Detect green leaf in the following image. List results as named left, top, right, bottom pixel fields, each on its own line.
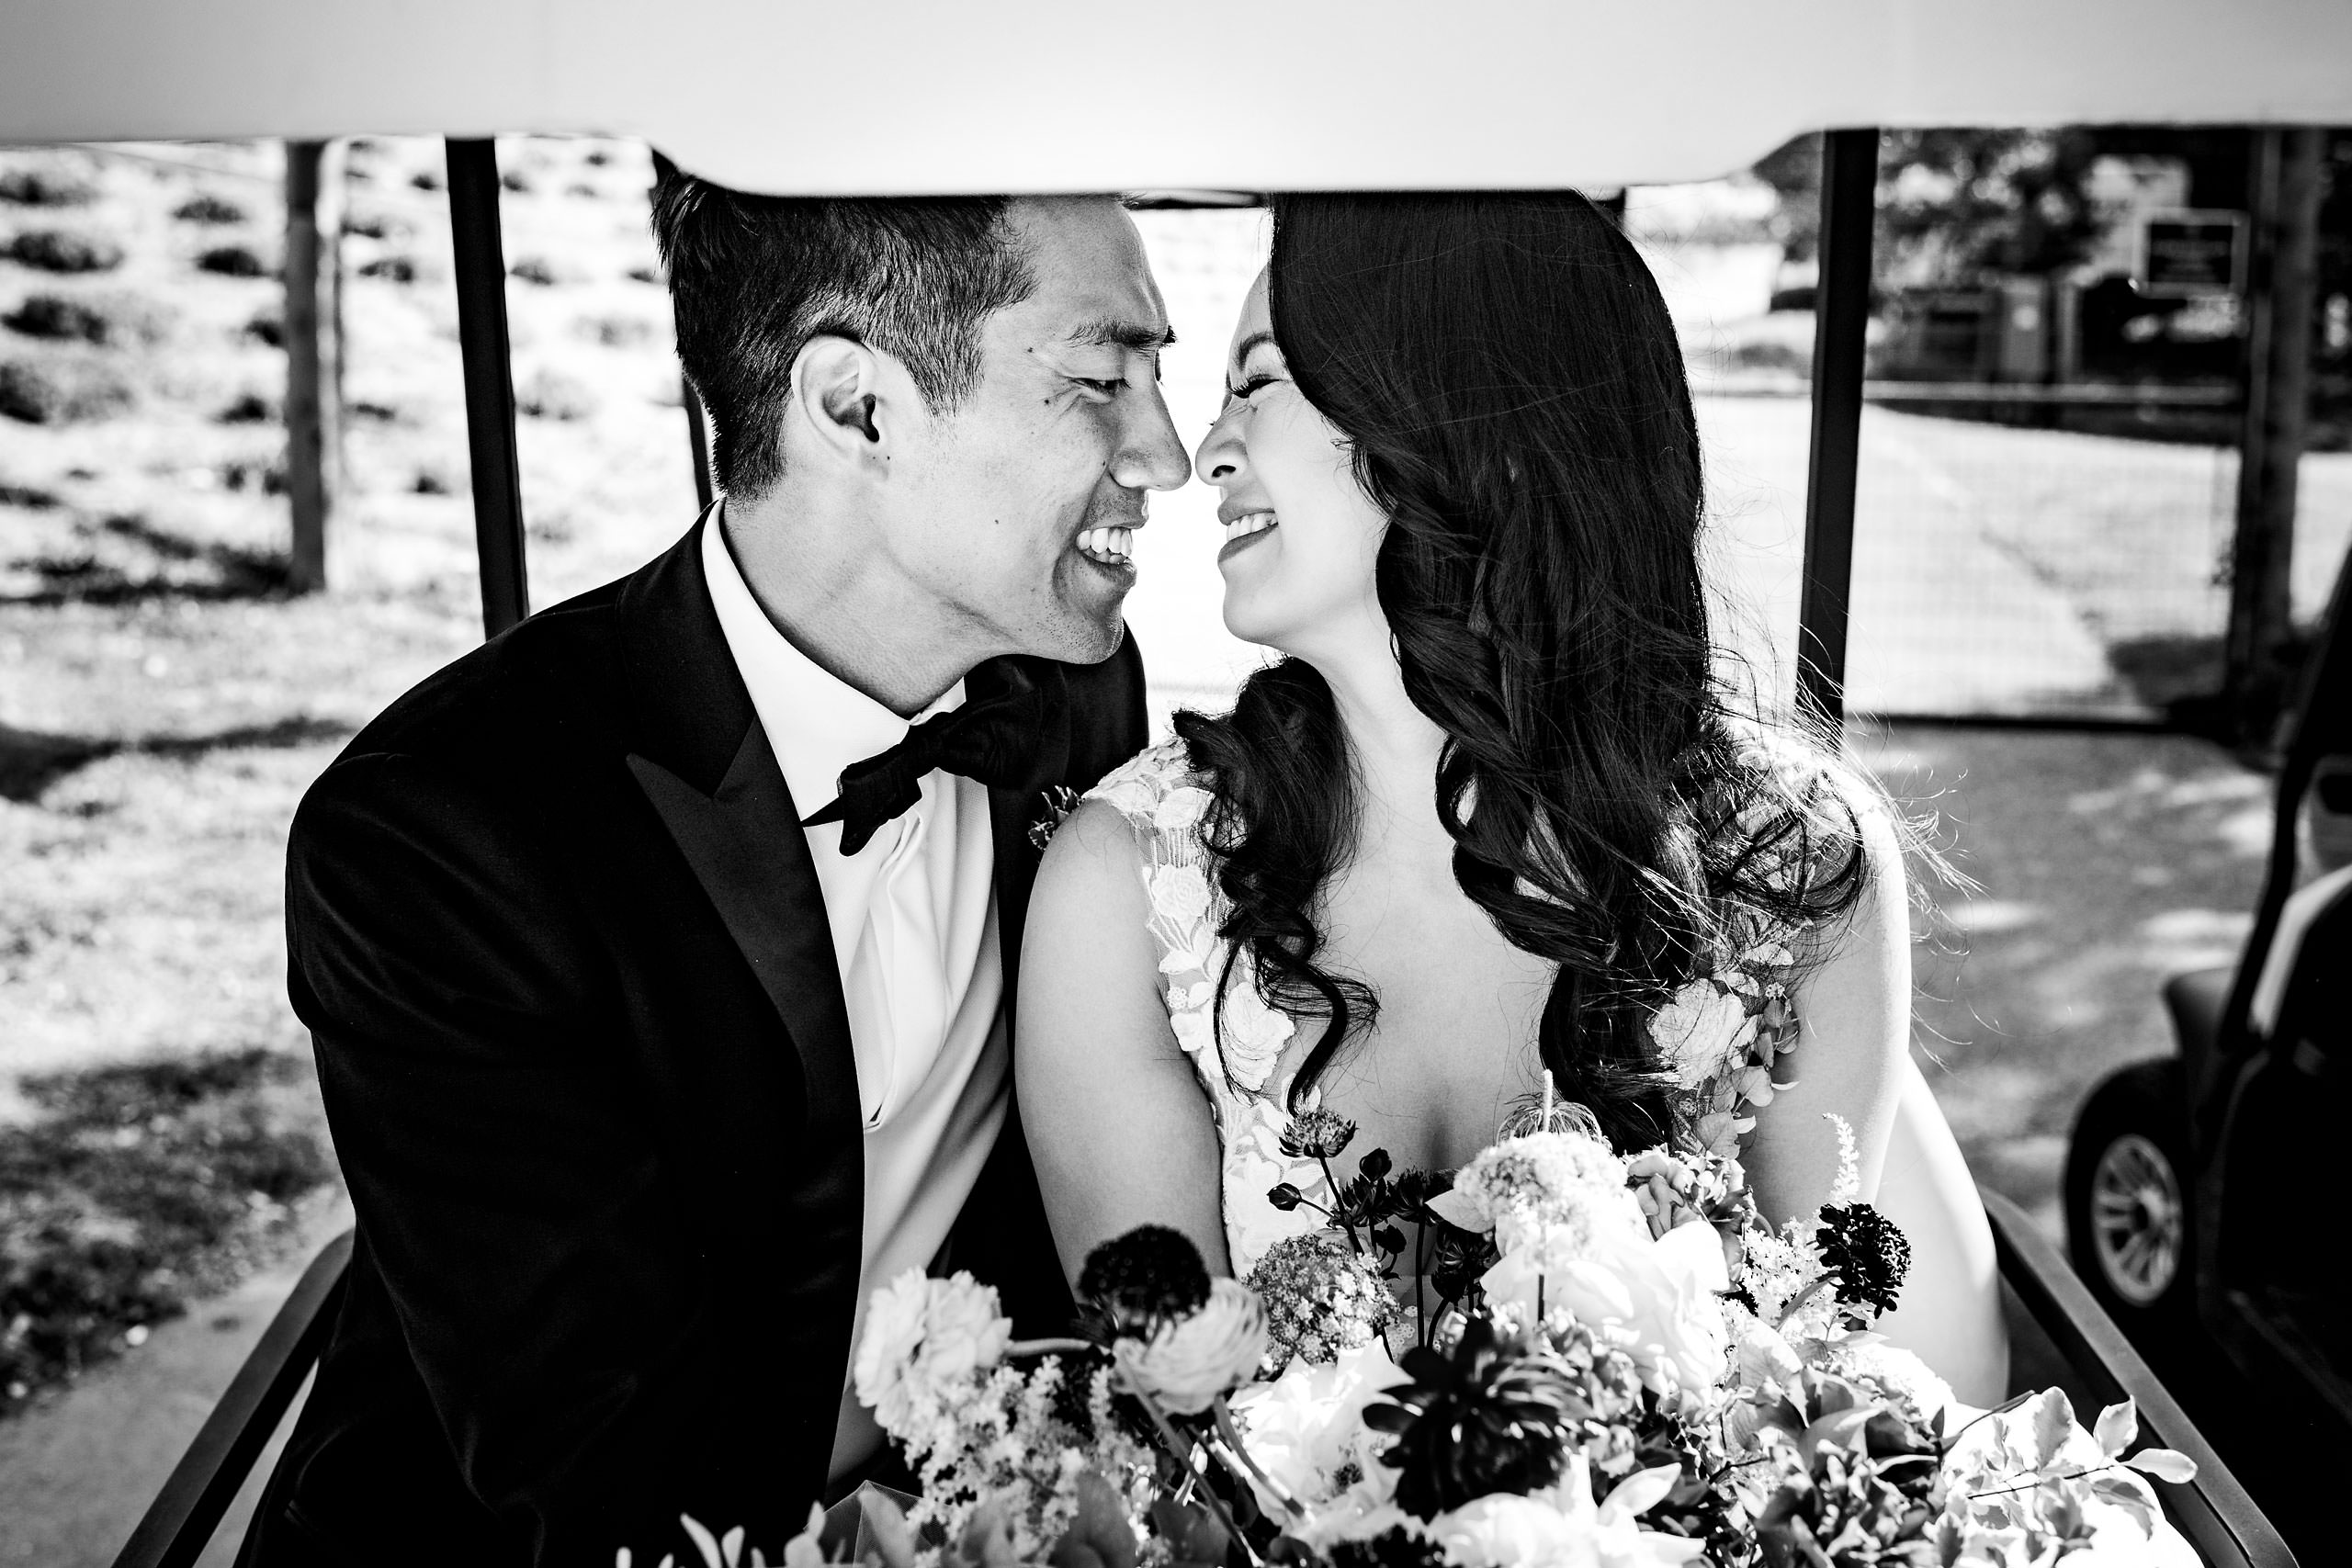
left=2028, top=1388, right=2076, bottom=1472
left=680, top=1517, right=724, bottom=1568
left=2125, top=1447, right=2199, bottom=1484
left=2092, top=1399, right=2137, bottom=1457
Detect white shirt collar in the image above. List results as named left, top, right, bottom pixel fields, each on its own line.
left=700, top=502, right=965, bottom=824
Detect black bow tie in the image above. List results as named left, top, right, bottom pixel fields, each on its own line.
left=801, top=670, right=1055, bottom=854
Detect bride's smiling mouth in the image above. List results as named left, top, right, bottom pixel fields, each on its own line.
left=1218, top=511, right=1277, bottom=564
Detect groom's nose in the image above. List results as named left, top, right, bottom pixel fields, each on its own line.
left=1110, top=382, right=1191, bottom=493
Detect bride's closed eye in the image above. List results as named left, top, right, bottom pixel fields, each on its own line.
left=1223, top=372, right=1280, bottom=402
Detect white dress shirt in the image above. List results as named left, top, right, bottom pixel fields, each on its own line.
left=701, top=512, right=1008, bottom=1481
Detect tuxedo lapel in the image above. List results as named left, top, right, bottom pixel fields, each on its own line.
left=616, top=514, right=863, bottom=1226
left=627, top=736, right=861, bottom=1190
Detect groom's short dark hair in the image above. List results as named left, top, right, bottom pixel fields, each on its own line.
left=650, top=172, right=1036, bottom=499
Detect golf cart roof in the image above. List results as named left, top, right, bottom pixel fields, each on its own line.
left=7, top=0, right=2352, bottom=191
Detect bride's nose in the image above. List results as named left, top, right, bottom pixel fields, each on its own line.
left=1193, top=414, right=1245, bottom=488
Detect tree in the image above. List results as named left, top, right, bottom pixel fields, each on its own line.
left=1754, top=129, right=2107, bottom=288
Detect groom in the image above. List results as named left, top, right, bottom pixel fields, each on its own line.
left=241, top=179, right=1186, bottom=1566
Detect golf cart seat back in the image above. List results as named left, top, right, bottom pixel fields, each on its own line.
left=2255, top=868, right=2352, bottom=1073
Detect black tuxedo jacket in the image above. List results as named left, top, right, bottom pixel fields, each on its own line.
left=242, top=516, right=1145, bottom=1567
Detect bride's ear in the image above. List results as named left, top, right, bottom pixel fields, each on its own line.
left=791, top=333, right=892, bottom=471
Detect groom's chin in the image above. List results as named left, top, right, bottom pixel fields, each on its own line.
left=1051, top=615, right=1126, bottom=666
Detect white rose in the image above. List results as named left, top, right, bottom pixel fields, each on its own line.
left=1430, top=1492, right=1579, bottom=1568
left=1227, top=1340, right=1403, bottom=1515
left=917, top=1271, right=1010, bottom=1385
left=1146, top=863, right=1214, bottom=927
left=1114, top=1278, right=1267, bottom=1415
left=1154, top=785, right=1213, bottom=832
left=852, top=1269, right=933, bottom=1436
left=1093, top=773, right=1159, bottom=822
left=1648, top=979, right=1749, bottom=1069
left=1483, top=1219, right=1730, bottom=1394
left=1218, top=983, right=1293, bottom=1089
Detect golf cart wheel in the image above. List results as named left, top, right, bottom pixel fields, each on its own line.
left=2065, top=1059, right=2195, bottom=1337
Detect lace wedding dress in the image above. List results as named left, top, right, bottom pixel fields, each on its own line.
left=1086, top=739, right=1812, bottom=1277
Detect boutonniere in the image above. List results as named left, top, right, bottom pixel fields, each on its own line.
left=1027, top=784, right=1080, bottom=852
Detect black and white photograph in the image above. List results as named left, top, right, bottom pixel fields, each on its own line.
left=1, top=5, right=2348, bottom=1566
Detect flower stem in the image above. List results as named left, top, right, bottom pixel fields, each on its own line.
left=1122, top=1372, right=1261, bottom=1567
left=1316, top=1155, right=1363, bottom=1254
left=1211, top=1401, right=1306, bottom=1523
left=1005, top=1337, right=1094, bottom=1359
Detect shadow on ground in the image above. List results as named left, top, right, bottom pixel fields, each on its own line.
left=5, top=512, right=295, bottom=609
left=0, top=716, right=353, bottom=803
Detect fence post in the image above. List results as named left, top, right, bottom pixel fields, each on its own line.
left=445, top=138, right=530, bottom=638
left=1797, top=128, right=1879, bottom=739
left=2226, top=125, right=2324, bottom=739
left=283, top=140, right=341, bottom=594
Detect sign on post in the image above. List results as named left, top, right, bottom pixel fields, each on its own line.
left=2135, top=209, right=2248, bottom=298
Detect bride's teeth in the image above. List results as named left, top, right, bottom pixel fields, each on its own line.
left=1223, top=512, right=1278, bottom=543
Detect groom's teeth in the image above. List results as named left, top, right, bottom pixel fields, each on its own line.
left=1077, top=526, right=1135, bottom=565
left=1223, top=512, right=1278, bottom=543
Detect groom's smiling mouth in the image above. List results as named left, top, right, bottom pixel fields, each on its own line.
left=1074, top=525, right=1137, bottom=569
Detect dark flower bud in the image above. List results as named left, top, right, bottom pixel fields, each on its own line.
left=1374, top=1226, right=1408, bottom=1257
left=1266, top=1183, right=1306, bottom=1213
left=1816, top=1201, right=1911, bottom=1318
left=1078, top=1224, right=1211, bottom=1335
left=1279, top=1108, right=1358, bottom=1161
left=1358, top=1147, right=1392, bottom=1181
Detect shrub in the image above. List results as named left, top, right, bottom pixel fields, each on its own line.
left=172, top=192, right=246, bottom=225
left=576, top=311, right=654, bottom=348
left=243, top=310, right=283, bottom=347
left=625, top=264, right=662, bottom=285
left=582, top=148, right=612, bottom=168
left=195, top=243, right=271, bottom=278
left=499, top=167, right=535, bottom=194
left=341, top=209, right=408, bottom=242
left=217, top=390, right=277, bottom=423
left=0, top=357, right=134, bottom=423
left=412, top=466, right=455, bottom=495
left=356, top=254, right=419, bottom=284
left=0, top=169, right=98, bottom=207
left=0, top=1048, right=334, bottom=1410
left=507, top=255, right=564, bottom=287
left=219, top=457, right=287, bottom=494
left=6, top=293, right=113, bottom=344
left=6, top=229, right=123, bottom=273
left=514, top=367, right=595, bottom=421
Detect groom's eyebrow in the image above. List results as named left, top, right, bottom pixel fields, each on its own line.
left=1068, top=318, right=1177, bottom=354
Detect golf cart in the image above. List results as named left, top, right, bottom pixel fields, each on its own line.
left=7, top=4, right=2348, bottom=1565
left=2064, top=540, right=2352, bottom=1428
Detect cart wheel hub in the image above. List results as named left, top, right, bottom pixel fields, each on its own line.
left=2087, top=1133, right=2184, bottom=1308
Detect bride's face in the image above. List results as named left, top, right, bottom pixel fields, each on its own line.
left=1193, top=271, right=1389, bottom=659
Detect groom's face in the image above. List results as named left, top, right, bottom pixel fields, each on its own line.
left=887, top=198, right=1188, bottom=665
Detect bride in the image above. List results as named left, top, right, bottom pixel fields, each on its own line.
left=1015, top=190, right=2006, bottom=1404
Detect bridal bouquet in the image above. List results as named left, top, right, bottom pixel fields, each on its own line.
left=638, top=1109, right=2199, bottom=1568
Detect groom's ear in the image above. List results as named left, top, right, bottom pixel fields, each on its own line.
left=791, top=333, right=894, bottom=471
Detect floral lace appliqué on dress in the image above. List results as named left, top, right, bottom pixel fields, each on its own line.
left=1087, top=739, right=1807, bottom=1276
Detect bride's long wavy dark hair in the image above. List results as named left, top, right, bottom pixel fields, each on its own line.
left=1173, top=191, right=1870, bottom=1152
